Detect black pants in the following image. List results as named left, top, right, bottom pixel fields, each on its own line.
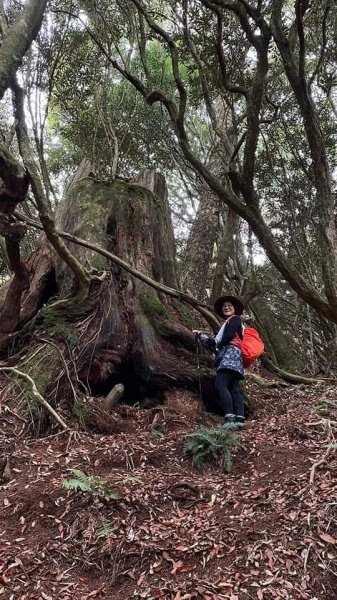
left=215, top=368, right=244, bottom=419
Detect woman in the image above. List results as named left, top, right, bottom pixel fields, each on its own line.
left=193, top=295, right=245, bottom=427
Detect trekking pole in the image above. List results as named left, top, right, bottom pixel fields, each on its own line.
left=194, top=333, right=204, bottom=412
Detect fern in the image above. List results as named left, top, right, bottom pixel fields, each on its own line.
left=96, top=519, right=117, bottom=539
left=184, top=427, right=240, bottom=472
left=62, top=469, right=119, bottom=500
left=63, top=469, right=93, bottom=492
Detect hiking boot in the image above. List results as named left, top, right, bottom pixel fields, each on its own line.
left=235, top=416, right=245, bottom=428
left=221, top=414, right=236, bottom=429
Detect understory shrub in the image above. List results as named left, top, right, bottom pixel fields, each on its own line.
left=184, top=426, right=241, bottom=472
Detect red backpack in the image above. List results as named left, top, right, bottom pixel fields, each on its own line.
left=230, top=324, right=265, bottom=369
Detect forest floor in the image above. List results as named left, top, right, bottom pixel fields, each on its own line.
left=0, top=372, right=337, bottom=600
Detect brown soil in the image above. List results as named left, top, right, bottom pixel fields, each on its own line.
left=0, top=378, right=336, bottom=600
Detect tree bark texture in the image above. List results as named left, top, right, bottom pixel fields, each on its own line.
left=0, top=175, right=215, bottom=431
left=0, top=0, right=49, bottom=100
left=180, top=187, right=220, bottom=301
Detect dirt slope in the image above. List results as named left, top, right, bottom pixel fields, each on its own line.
left=0, top=379, right=336, bottom=600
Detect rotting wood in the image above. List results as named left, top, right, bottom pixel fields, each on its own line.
left=104, top=383, right=125, bottom=412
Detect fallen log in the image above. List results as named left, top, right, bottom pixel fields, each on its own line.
left=104, top=383, right=125, bottom=412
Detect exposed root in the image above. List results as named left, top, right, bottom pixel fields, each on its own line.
left=262, top=356, right=335, bottom=385
left=0, top=367, right=68, bottom=431
left=247, top=372, right=290, bottom=388
left=309, top=419, right=335, bottom=485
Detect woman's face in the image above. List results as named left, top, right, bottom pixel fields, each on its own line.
left=222, top=302, right=235, bottom=318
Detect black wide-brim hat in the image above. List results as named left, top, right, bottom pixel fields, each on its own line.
left=214, top=295, right=244, bottom=317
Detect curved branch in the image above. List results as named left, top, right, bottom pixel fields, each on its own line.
left=130, top=0, right=187, bottom=128
left=208, top=2, right=248, bottom=97
left=15, top=211, right=220, bottom=330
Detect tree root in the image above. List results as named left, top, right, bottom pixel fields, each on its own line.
left=247, top=372, right=290, bottom=388
left=309, top=419, right=335, bottom=485
left=168, top=482, right=201, bottom=501
left=0, top=367, right=68, bottom=430
left=261, top=356, right=334, bottom=385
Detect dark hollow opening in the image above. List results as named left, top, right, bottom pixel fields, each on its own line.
left=38, top=269, right=58, bottom=309
left=82, top=359, right=165, bottom=407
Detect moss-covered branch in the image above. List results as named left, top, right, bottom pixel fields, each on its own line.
left=261, top=355, right=334, bottom=384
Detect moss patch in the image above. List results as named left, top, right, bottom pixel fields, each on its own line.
left=139, top=285, right=170, bottom=324
left=173, top=300, right=196, bottom=330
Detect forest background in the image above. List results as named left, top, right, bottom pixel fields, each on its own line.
left=0, top=0, right=336, bottom=423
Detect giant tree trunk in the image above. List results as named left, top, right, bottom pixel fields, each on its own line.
left=0, top=172, right=215, bottom=432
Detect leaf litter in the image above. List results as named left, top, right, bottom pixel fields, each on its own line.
left=0, top=377, right=336, bottom=599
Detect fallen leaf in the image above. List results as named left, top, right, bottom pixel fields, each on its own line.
left=162, top=551, right=173, bottom=562
left=171, top=560, right=183, bottom=575
left=265, top=549, right=274, bottom=568
left=319, top=533, right=336, bottom=544
left=137, top=574, right=145, bottom=586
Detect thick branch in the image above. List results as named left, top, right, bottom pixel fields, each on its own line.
left=0, top=237, right=29, bottom=333
left=0, top=143, right=29, bottom=201
left=271, top=0, right=337, bottom=311
left=174, top=141, right=337, bottom=322
left=0, top=0, right=49, bottom=100
left=241, top=39, right=269, bottom=202
left=209, top=3, right=248, bottom=97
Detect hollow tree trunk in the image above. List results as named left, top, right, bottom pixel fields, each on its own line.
left=0, top=172, right=215, bottom=432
